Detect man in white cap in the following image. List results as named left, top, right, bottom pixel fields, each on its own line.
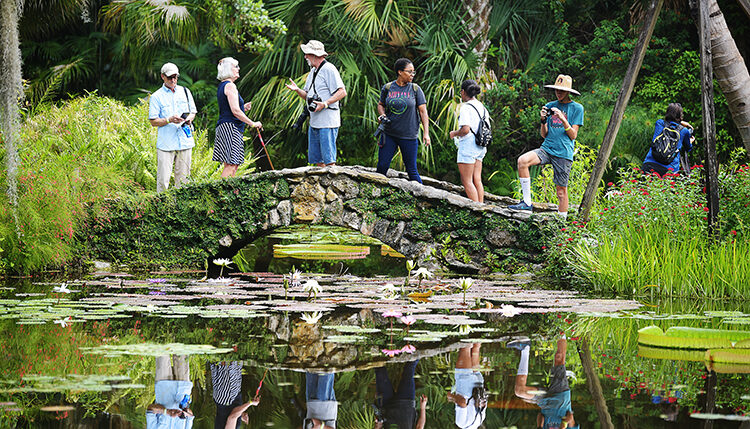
left=285, top=40, right=347, bottom=167
left=148, top=62, right=197, bottom=193
left=509, top=74, right=584, bottom=218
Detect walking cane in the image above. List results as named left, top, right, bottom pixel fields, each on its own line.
left=254, top=368, right=269, bottom=401
left=256, top=129, right=275, bottom=170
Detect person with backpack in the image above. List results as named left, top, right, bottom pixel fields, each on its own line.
left=447, top=343, right=487, bottom=429
left=376, top=58, right=431, bottom=183
left=449, top=79, right=491, bottom=202
left=642, top=103, right=694, bottom=176
left=509, top=74, right=584, bottom=218
left=507, top=336, right=579, bottom=429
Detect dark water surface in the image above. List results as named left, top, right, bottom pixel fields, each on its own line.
left=2, top=225, right=750, bottom=428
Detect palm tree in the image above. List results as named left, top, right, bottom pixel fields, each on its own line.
left=701, top=0, right=750, bottom=152
left=0, top=0, right=23, bottom=226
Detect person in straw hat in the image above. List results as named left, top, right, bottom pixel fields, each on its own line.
left=286, top=40, right=347, bottom=167
left=509, top=74, right=584, bottom=218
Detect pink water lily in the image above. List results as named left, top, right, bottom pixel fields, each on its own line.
left=382, top=310, right=403, bottom=318
left=401, top=344, right=416, bottom=354
left=382, top=348, right=402, bottom=357
left=400, top=315, right=416, bottom=325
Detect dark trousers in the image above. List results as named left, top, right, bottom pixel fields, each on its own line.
left=377, top=134, right=422, bottom=183
left=375, top=359, right=418, bottom=404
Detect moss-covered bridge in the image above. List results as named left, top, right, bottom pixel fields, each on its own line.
left=82, top=166, right=558, bottom=274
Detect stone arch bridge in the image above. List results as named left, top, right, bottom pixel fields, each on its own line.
left=83, top=166, right=557, bottom=274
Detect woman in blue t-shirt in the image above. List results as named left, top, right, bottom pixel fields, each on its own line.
left=376, top=58, right=431, bottom=183
left=214, top=57, right=263, bottom=178
left=642, top=103, right=694, bottom=177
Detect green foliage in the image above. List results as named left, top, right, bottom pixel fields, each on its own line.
left=559, top=166, right=750, bottom=298
left=0, top=95, right=257, bottom=273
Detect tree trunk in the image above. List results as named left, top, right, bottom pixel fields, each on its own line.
left=577, top=338, right=615, bottom=429
left=0, top=0, right=24, bottom=226
left=705, top=0, right=750, bottom=152
left=462, top=0, right=492, bottom=76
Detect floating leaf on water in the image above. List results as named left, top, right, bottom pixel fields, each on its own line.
left=323, top=325, right=381, bottom=334
left=80, top=343, right=233, bottom=356
left=690, top=413, right=750, bottom=421
left=40, top=405, right=76, bottom=412
left=381, top=245, right=405, bottom=258
left=323, top=335, right=366, bottom=343
left=274, top=244, right=370, bottom=260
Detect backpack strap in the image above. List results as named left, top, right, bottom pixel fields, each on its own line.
left=466, top=102, right=487, bottom=135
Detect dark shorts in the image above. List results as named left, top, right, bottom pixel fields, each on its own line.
left=642, top=162, right=672, bottom=177
left=534, top=148, right=572, bottom=187
left=529, top=364, right=569, bottom=405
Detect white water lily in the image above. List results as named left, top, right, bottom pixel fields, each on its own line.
left=457, top=324, right=472, bottom=335
left=212, top=258, right=233, bottom=266
left=54, top=316, right=72, bottom=328
left=380, top=283, right=398, bottom=299
left=500, top=304, right=522, bottom=317
left=53, top=283, right=71, bottom=294
left=414, top=267, right=433, bottom=279
left=301, top=311, right=323, bottom=325
left=406, top=260, right=416, bottom=272
left=458, top=278, right=473, bottom=291
left=290, top=269, right=303, bottom=287
left=213, top=258, right=234, bottom=277
left=303, top=280, right=322, bottom=299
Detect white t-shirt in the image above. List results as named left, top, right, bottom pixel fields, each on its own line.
left=456, top=99, right=488, bottom=146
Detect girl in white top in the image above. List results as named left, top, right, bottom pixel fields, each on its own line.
left=449, top=80, right=488, bottom=203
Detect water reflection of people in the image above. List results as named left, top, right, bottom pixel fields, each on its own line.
left=373, top=359, right=427, bottom=429
left=146, top=355, right=194, bottom=428
left=303, top=372, right=337, bottom=429
left=211, top=361, right=260, bottom=429
left=508, top=337, right=579, bottom=429
left=447, top=343, right=487, bottom=429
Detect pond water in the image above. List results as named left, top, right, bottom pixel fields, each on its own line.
left=1, top=227, right=749, bottom=428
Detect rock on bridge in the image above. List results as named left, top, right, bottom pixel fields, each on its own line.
left=82, top=166, right=557, bottom=274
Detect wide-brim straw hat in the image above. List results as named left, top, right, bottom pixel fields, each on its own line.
left=544, top=74, right=580, bottom=95
left=300, top=40, right=328, bottom=57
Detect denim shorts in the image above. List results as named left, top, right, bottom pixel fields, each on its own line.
left=534, top=148, right=572, bottom=187
left=453, top=368, right=484, bottom=398
left=456, top=135, right=487, bottom=164
left=308, top=127, right=338, bottom=164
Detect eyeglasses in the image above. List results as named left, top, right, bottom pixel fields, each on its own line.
left=165, top=74, right=179, bottom=80
left=402, top=70, right=416, bottom=75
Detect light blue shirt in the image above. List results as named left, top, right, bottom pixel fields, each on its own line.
left=148, top=84, right=197, bottom=151
left=146, top=380, right=195, bottom=429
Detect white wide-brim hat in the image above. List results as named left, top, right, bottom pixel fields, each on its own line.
left=300, top=40, right=328, bottom=57
left=544, top=74, right=580, bottom=95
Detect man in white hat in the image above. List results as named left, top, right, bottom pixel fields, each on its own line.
left=509, top=74, right=584, bottom=218
left=148, top=62, right=197, bottom=193
left=285, top=40, right=347, bottom=167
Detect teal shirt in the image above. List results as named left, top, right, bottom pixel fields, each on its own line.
left=541, top=100, right=584, bottom=161
left=539, top=390, right=572, bottom=429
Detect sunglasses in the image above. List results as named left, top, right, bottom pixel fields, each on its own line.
left=165, top=74, right=179, bottom=80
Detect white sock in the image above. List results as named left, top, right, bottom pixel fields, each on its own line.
left=520, top=177, right=531, bottom=205
left=557, top=211, right=568, bottom=218
left=517, top=346, right=530, bottom=375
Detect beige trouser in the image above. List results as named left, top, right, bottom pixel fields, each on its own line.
left=156, top=148, right=192, bottom=193
left=155, top=355, right=190, bottom=381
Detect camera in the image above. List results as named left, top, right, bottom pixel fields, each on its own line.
left=373, top=115, right=390, bottom=138
left=292, top=109, right=309, bottom=130
left=307, top=94, right=322, bottom=112
left=542, top=106, right=553, bottom=117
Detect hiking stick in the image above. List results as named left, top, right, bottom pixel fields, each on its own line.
left=256, top=129, right=275, bottom=170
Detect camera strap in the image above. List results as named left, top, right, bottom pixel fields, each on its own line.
left=182, top=86, right=194, bottom=130
left=309, top=60, right=327, bottom=96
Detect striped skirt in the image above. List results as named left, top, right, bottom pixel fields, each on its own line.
left=213, top=122, right=245, bottom=165
left=211, top=361, right=243, bottom=406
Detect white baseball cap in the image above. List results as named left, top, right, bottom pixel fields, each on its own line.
left=160, top=63, right=180, bottom=76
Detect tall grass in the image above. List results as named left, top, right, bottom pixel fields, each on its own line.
left=0, top=95, right=256, bottom=273
left=562, top=164, right=750, bottom=299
